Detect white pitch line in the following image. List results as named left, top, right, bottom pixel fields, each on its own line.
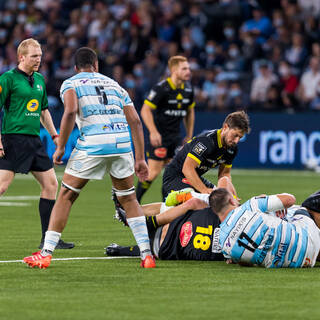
left=0, top=196, right=39, bottom=200
left=0, top=202, right=31, bottom=206
left=0, top=256, right=138, bottom=263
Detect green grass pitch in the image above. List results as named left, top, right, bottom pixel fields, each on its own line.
left=1, top=168, right=320, bottom=320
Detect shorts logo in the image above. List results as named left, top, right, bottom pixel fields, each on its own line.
left=26, top=99, right=39, bottom=112
left=182, top=178, right=191, bottom=185
left=154, top=147, right=167, bottom=159
left=179, top=221, right=193, bottom=247
left=192, top=142, right=206, bottom=156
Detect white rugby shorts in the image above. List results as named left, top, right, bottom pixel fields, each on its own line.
left=65, top=149, right=134, bottom=180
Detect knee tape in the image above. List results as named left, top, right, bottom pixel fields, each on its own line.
left=61, top=181, right=81, bottom=194
left=112, top=186, right=135, bottom=197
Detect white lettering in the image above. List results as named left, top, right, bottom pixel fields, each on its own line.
left=259, top=130, right=320, bottom=165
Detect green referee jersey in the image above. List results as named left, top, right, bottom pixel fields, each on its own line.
left=0, top=68, right=48, bottom=136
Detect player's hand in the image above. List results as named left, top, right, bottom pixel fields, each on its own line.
left=53, top=147, right=65, bottom=165
left=201, top=187, right=213, bottom=194
left=150, top=131, right=162, bottom=147
left=135, top=160, right=149, bottom=182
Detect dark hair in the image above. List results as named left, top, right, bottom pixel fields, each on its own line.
left=223, top=110, right=250, bottom=134
left=75, top=47, right=97, bottom=69
left=209, top=188, right=231, bottom=215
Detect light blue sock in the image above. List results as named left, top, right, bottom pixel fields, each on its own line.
left=127, top=216, right=152, bottom=259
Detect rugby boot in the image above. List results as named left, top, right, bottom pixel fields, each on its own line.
left=165, top=188, right=193, bottom=206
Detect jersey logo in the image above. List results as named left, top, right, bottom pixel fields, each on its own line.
left=179, top=221, right=193, bottom=247
left=154, top=147, right=167, bottom=159
left=147, top=90, right=156, bottom=101
left=182, top=178, right=191, bottom=185
left=36, top=84, right=43, bottom=91
left=26, top=99, right=39, bottom=112
left=0, top=85, right=2, bottom=94
left=211, top=228, right=222, bottom=253
left=192, top=142, right=207, bottom=156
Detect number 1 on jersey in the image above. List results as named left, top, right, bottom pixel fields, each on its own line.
left=193, top=225, right=213, bottom=251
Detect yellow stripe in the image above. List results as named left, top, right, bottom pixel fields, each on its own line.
left=152, top=216, right=157, bottom=228
left=167, top=77, right=176, bottom=90
left=224, top=164, right=232, bottom=168
left=187, top=153, right=201, bottom=165
left=217, top=129, right=222, bottom=148
left=188, top=102, right=196, bottom=109
left=144, top=100, right=157, bottom=109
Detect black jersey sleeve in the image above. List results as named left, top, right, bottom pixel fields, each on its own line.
left=144, top=83, right=165, bottom=110
left=186, top=137, right=214, bottom=166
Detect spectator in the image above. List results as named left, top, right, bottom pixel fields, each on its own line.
left=250, top=61, right=278, bottom=108
left=298, top=57, right=320, bottom=108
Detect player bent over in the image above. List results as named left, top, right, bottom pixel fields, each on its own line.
left=23, top=47, right=155, bottom=269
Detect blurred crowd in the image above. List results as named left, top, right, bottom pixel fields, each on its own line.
left=2, top=0, right=320, bottom=116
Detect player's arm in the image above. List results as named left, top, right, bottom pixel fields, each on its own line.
left=182, top=104, right=195, bottom=144
left=140, top=103, right=161, bottom=147
left=53, top=89, right=78, bottom=164
left=218, top=165, right=238, bottom=199
left=156, top=198, right=207, bottom=226
left=253, top=193, right=296, bottom=213
left=182, top=156, right=212, bottom=193
left=124, top=105, right=149, bottom=182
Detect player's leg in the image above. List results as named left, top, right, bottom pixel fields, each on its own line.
left=24, top=173, right=89, bottom=268
left=0, top=169, right=15, bottom=195
left=111, top=174, right=155, bottom=267
left=136, top=158, right=164, bottom=203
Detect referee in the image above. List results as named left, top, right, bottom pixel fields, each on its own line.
left=0, top=38, right=73, bottom=249
left=136, top=56, right=195, bottom=202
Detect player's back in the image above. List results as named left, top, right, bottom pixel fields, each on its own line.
left=159, top=207, right=224, bottom=261
left=219, top=197, right=319, bottom=268
left=60, top=72, right=133, bottom=156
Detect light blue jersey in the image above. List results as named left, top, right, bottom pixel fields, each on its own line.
left=60, top=72, right=133, bottom=156
left=219, top=197, right=320, bottom=268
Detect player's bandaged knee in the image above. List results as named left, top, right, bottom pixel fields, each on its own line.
left=113, top=186, right=135, bottom=197
left=267, top=195, right=285, bottom=212
left=61, top=181, right=81, bottom=194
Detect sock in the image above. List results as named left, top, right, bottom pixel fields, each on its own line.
left=146, top=216, right=159, bottom=232
left=136, top=180, right=152, bottom=203
left=191, top=191, right=210, bottom=205
left=41, top=230, right=61, bottom=256
left=127, top=216, right=152, bottom=259
left=39, top=198, right=55, bottom=241
left=118, top=245, right=140, bottom=256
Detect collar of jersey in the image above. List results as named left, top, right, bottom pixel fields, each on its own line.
left=217, top=129, right=223, bottom=148
left=15, top=67, right=34, bottom=78
left=167, top=77, right=184, bottom=90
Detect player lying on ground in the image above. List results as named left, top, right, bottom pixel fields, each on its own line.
left=108, top=185, right=320, bottom=267
left=210, top=188, right=320, bottom=268
left=107, top=177, right=233, bottom=261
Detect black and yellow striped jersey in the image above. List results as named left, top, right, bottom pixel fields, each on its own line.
left=144, top=77, right=195, bottom=141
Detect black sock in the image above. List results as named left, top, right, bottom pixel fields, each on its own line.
left=146, top=216, right=159, bottom=233
left=136, top=180, right=152, bottom=203
left=39, top=198, right=55, bottom=242
left=119, top=245, right=140, bottom=256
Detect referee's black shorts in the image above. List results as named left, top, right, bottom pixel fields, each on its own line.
left=0, top=134, right=53, bottom=174
left=162, top=166, right=215, bottom=200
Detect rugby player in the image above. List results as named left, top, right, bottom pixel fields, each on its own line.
left=162, top=110, right=250, bottom=200
left=136, top=56, right=195, bottom=203
left=23, top=47, right=155, bottom=269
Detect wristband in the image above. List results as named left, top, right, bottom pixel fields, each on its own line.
left=52, top=134, right=59, bottom=140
